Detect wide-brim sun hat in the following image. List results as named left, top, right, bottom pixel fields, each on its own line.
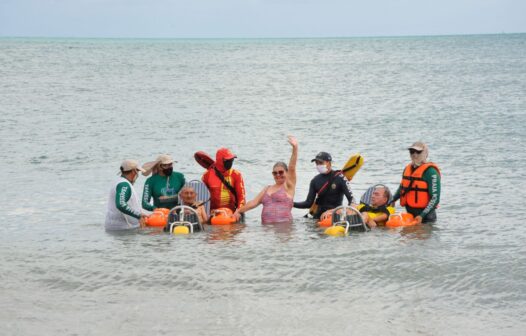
left=142, top=154, right=176, bottom=176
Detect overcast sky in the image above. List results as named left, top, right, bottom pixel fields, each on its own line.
left=1, top=0, right=525, bottom=38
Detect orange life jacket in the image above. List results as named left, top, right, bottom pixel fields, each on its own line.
left=400, top=162, right=441, bottom=209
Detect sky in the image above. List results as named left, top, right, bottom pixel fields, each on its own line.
left=0, top=0, right=525, bottom=38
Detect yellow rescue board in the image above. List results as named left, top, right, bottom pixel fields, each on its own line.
left=341, top=153, right=364, bottom=181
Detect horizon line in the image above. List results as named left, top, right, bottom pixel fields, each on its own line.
left=1, top=31, right=525, bottom=41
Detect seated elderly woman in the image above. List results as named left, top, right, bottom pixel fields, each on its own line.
left=179, top=186, right=208, bottom=224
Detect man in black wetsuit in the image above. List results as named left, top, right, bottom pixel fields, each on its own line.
left=293, top=152, right=353, bottom=219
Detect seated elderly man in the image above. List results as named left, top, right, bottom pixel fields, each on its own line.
left=179, top=186, right=209, bottom=224
left=357, top=185, right=395, bottom=227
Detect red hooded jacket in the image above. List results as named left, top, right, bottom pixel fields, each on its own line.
left=202, top=148, right=246, bottom=212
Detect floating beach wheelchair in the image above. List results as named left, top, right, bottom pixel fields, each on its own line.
left=163, top=180, right=212, bottom=235
left=324, top=205, right=369, bottom=236
left=166, top=205, right=204, bottom=235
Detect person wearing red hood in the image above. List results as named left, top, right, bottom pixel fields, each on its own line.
left=202, top=148, right=246, bottom=213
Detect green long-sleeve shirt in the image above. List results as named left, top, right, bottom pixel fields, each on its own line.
left=115, top=182, right=141, bottom=219
left=142, top=173, right=185, bottom=211
left=393, top=166, right=441, bottom=218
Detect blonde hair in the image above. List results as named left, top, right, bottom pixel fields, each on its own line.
left=273, top=161, right=288, bottom=171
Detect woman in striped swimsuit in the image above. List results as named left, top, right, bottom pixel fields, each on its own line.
left=234, top=136, right=298, bottom=224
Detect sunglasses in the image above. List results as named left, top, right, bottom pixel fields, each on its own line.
left=272, top=170, right=285, bottom=176
left=409, top=149, right=422, bottom=154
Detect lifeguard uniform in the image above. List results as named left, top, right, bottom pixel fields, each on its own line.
left=202, top=148, right=246, bottom=212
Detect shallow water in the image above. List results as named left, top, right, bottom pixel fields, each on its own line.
left=1, top=34, right=526, bottom=335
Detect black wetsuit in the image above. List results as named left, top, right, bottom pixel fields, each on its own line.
left=294, top=171, right=353, bottom=219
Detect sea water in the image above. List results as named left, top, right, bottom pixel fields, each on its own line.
left=0, top=34, right=525, bottom=335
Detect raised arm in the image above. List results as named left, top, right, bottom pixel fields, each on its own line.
left=286, top=135, right=298, bottom=194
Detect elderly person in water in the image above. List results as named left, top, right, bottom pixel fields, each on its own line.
left=179, top=186, right=208, bottom=224
left=234, top=136, right=298, bottom=223
left=357, top=185, right=395, bottom=227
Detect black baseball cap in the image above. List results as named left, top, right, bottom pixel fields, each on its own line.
left=311, top=152, right=332, bottom=162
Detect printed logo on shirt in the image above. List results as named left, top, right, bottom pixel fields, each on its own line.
left=163, top=186, right=175, bottom=196
left=119, top=185, right=128, bottom=205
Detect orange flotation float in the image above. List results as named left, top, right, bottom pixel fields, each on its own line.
left=318, top=216, right=332, bottom=227
left=386, top=213, right=418, bottom=228
left=210, top=208, right=236, bottom=225
left=145, top=208, right=170, bottom=227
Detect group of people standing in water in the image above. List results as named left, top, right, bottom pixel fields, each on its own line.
left=104, top=136, right=441, bottom=231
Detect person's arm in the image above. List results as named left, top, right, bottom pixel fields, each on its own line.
left=197, top=205, right=208, bottom=224
left=293, top=179, right=317, bottom=208
left=418, top=167, right=441, bottom=220
left=392, top=185, right=401, bottom=203
left=355, top=203, right=378, bottom=227
left=115, top=182, right=141, bottom=219
left=286, top=136, right=298, bottom=194
left=234, top=171, right=247, bottom=209
left=341, top=175, right=353, bottom=205
left=234, top=187, right=267, bottom=220
left=142, top=177, right=155, bottom=211
left=371, top=213, right=388, bottom=225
